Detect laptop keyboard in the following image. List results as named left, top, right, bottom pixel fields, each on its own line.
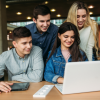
left=55, top=84, right=63, bottom=93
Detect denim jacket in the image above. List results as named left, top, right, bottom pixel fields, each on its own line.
left=44, top=46, right=88, bottom=84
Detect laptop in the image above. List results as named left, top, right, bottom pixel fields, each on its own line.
left=55, top=61, right=100, bottom=94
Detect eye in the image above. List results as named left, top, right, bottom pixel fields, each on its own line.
left=47, top=20, right=50, bottom=22
left=40, top=20, right=44, bottom=22
left=64, top=36, right=68, bottom=38
left=29, top=41, right=32, bottom=44
left=71, top=36, right=75, bottom=39
left=82, top=15, right=86, bottom=18
left=77, top=15, right=80, bottom=18
left=23, top=43, right=26, bottom=45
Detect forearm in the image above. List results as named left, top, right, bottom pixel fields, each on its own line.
left=12, top=49, right=44, bottom=82
left=44, top=71, right=60, bottom=84
left=12, top=69, right=43, bottom=82
left=0, top=68, right=5, bottom=79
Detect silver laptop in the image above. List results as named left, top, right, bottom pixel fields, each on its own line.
left=55, top=61, right=100, bottom=94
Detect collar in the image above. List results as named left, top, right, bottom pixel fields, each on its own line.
left=56, top=46, right=63, bottom=57
left=13, top=48, right=28, bottom=59
left=56, top=46, right=72, bottom=58
left=33, top=24, right=37, bottom=33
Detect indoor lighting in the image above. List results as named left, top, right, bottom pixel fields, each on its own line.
left=45, top=1, right=48, bottom=4
left=56, top=14, right=61, bottom=17
left=16, top=12, right=22, bottom=15
left=9, top=31, right=12, bottom=33
left=27, top=16, right=32, bottom=19
left=6, top=5, right=9, bottom=8
left=51, top=9, right=56, bottom=12
left=89, top=12, right=93, bottom=15
left=88, top=5, right=94, bottom=9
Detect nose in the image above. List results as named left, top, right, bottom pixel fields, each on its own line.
left=27, top=43, right=31, bottom=48
left=68, top=37, right=71, bottom=41
left=79, top=17, right=83, bottom=21
left=44, top=22, right=47, bottom=26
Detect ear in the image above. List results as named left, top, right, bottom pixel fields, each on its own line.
left=12, top=41, right=17, bottom=48
left=33, top=18, right=37, bottom=23
left=58, top=33, right=61, bottom=39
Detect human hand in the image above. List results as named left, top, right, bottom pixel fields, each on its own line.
left=57, top=77, right=64, bottom=84
left=0, top=82, right=13, bottom=93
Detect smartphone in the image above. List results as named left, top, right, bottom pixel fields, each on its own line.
left=10, top=82, right=30, bottom=91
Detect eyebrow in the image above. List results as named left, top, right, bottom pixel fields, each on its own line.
left=21, top=39, right=32, bottom=44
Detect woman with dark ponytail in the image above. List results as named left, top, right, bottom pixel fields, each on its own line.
left=44, top=22, right=88, bottom=84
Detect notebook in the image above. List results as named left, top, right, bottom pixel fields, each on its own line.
left=55, top=61, right=100, bottom=94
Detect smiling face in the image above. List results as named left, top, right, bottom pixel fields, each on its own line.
left=77, top=9, right=87, bottom=30
left=33, top=14, right=50, bottom=34
left=13, top=36, right=32, bottom=58
left=58, top=30, right=75, bottom=50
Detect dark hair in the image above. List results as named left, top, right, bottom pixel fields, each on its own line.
left=33, top=5, right=51, bottom=19
left=12, top=27, right=31, bottom=41
left=46, top=22, right=83, bottom=63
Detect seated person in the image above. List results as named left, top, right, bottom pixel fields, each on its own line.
left=0, top=27, right=44, bottom=93
left=44, top=22, right=88, bottom=84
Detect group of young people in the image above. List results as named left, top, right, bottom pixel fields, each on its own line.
left=0, top=1, right=99, bottom=93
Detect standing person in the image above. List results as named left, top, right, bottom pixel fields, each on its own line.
left=44, top=22, right=88, bottom=84
left=0, top=27, right=44, bottom=93
left=65, top=1, right=99, bottom=61
left=25, top=5, right=58, bottom=63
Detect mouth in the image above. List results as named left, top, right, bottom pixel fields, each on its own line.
left=66, top=42, right=72, bottom=45
left=78, top=22, right=84, bottom=25
left=42, top=27, right=48, bottom=30
left=26, top=49, right=31, bottom=52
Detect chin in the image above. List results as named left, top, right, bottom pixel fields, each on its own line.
left=78, top=25, right=83, bottom=29
left=25, top=52, right=31, bottom=54
left=42, top=30, right=47, bottom=32
left=65, top=45, right=71, bottom=48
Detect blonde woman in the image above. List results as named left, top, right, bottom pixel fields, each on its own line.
left=65, top=1, right=99, bottom=61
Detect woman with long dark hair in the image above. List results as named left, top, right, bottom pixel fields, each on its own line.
left=44, top=22, right=88, bottom=84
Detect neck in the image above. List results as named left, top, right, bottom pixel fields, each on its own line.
left=61, top=45, right=69, bottom=51
left=78, top=26, right=83, bottom=30
left=36, top=26, right=43, bottom=34
left=15, top=49, right=25, bottom=58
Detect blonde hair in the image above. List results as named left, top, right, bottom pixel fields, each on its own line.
left=65, top=1, right=99, bottom=56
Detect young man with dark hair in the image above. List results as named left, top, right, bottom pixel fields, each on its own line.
left=0, top=27, right=44, bottom=93
left=25, top=5, right=58, bottom=62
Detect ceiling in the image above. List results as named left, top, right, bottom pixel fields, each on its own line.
left=6, top=0, right=100, bottom=22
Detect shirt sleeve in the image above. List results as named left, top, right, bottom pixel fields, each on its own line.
left=0, top=53, right=6, bottom=79
left=85, top=30, right=95, bottom=61
left=12, top=49, right=44, bottom=82
left=44, top=55, right=60, bottom=84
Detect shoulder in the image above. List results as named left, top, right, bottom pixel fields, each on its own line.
left=25, top=23, right=36, bottom=29
left=47, top=48, right=57, bottom=58
left=30, top=45, right=42, bottom=55
left=0, top=49, right=14, bottom=59
left=49, top=23, right=58, bottom=31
